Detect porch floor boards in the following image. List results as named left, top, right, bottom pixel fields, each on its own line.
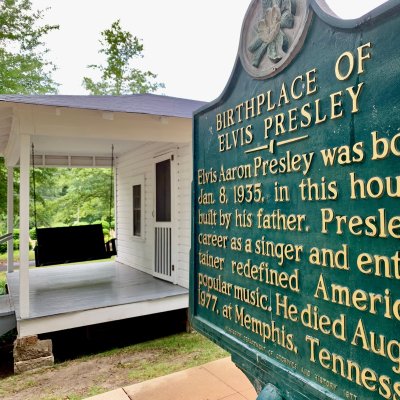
left=7, top=261, right=188, bottom=321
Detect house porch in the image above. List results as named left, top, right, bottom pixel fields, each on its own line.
left=6, top=261, right=188, bottom=338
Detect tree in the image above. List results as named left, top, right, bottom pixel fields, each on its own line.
left=0, top=158, right=8, bottom=233
left=0, top=157, right=59, bottom=233
left=0, top=0, right=58, bottom=232
left=83, top=20, right=164, bottom=95
left=37, top=168, right=114, bottom=228
left=30, top=166, right=59, bottom=228
left=0, top=0, right=59, bottom=94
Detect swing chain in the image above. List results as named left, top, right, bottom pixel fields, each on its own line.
left=31, top=143, right=38, bottom=231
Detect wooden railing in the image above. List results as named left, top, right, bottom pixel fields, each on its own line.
left=0, top=233, right=12, bottom=244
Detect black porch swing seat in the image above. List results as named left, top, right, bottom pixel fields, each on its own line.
left=34, top=224, right=117, bottom=267
left=31, top=144, right=117, bottom=267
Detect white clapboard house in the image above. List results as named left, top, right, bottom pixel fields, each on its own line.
left=0, top=94, right=205, bottom=340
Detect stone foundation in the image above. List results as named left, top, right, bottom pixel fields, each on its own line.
left=13, top=335, right=54, bottom=374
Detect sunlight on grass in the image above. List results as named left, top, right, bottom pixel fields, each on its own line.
left=87, top=386, right=105, bottom=396
left=100, top=331, right=225, bottom=358
left=123, top=332, right=228, bottom=380
left=63, top=386, right=105, bottom=400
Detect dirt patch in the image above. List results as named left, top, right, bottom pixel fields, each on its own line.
left=0, top=331, right=228, bottom=400
left=0, top=352, right=149, bottom=399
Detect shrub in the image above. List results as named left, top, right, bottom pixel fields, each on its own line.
left=0, top=242, right=7, bottom=254
left=29, top=228, right=37, bottom=240
left=0, top=274, right=6, bottom=296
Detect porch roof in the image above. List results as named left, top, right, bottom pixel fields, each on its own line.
left=0, top=94, right=206, bottom=118
left=0, top=93, right=207, bottom=165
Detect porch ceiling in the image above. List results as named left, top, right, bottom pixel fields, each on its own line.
left=32, top=135, right=145, bottom=158
left=0, top=99, right=194, bottom=165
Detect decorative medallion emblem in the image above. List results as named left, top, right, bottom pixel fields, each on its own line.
left=240, top=0, right=312, bottom=79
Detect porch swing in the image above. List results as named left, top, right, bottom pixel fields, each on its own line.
left=33, top=145, right=117, bottom=267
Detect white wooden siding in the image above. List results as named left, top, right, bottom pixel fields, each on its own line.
left=175, top=144, right=192, bottom=288
left=116, top=142, right=192, bottom=288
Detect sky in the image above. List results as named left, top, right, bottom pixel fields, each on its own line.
left=31, top=0, right=388, bottom=102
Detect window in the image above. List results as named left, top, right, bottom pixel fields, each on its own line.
left=133, top=185, right=141, bottom=236
left=132, top=175, right=144, bottom=238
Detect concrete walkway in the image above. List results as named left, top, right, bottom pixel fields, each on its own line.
left=86, top=357, right=257, bottom=400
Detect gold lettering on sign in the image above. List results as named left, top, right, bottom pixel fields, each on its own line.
left=196, top=39, right=400, bottom=399
left=215, top=44, right=373, bottom=154
left=306, top=335, right=400, bottom=398
left=314, top=274, right=400, bottom=320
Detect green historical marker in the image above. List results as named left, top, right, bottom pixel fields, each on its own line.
left=191, top=0, right=400, bottom=399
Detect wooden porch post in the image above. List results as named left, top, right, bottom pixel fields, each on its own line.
left=19, top=134, right=30, bottom=319
left=7, top=167, right=14, bottom=273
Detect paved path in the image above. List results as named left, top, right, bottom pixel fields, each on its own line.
left=86, top=357, right=257, bottom=400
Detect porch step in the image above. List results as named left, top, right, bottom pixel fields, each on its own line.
left=0, top=294, right=16, bottom=337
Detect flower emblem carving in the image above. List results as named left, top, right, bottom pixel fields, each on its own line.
left=248, top=0, right=297, bottom=67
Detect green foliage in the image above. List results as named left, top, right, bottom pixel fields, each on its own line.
left=0, top=0, right=59, bottom=94
left=0, top=160, right=6, bottom=233
left=0, top=158, right=20, bottom=234
left=0, top=272, right=6, bottom=295
left=0, top=249, right=35, bottom=262
left=29, top=227, right=37, bottom=240
left=83, top=20, right=164, bottom=95
left=0, top=160, right=114, bottom=241
left=0, top=0, right=59, bottom=234
left=49, top=168, right=114, bottom=226
left=10, top=230, right=20, bottom=250
left=33, top=168, right=114, bottom=228
left=0, top=160, right=58, bottom=231
left=31, top=167, right=60, bottom=227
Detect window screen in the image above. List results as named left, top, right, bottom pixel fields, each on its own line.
left=133, top=184, right=141, bottom=236
left=156, top=159, right=171, bottom=222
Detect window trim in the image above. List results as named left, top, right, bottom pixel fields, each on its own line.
left=131, top=175, right=145, bottom=241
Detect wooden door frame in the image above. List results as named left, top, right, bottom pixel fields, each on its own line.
left=153, top=151, right=177, bottom=283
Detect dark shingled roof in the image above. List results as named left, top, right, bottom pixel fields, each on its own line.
left=0, top=94, right=206, bottom=118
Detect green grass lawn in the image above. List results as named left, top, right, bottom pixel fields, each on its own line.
left=0, top=272, right=6, bottom=295
left=0, top=250, right=34, bottom=295
left=0, top=250, right=35, bottom=263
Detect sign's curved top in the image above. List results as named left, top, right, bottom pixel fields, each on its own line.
left=229, top=0, right=398, bottom=84
left=239, top=0, right=312, bottom=79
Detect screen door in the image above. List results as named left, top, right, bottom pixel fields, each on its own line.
left=154, top=153, right=176, bottom=282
